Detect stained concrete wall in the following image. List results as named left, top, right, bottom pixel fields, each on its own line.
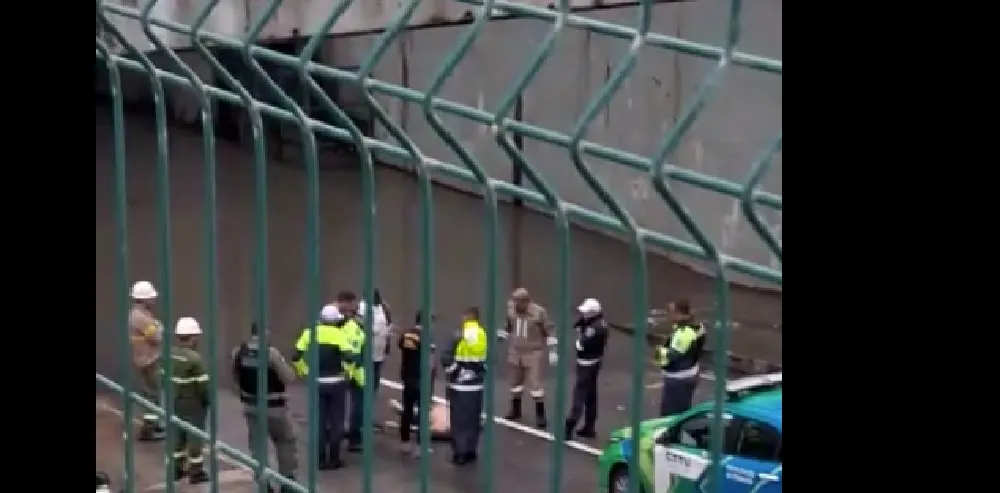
left=102, top=0, right=782, bottom=286
left=95, top=108, right=780, bottom=385
left=329, top=0, right=783, bottom=278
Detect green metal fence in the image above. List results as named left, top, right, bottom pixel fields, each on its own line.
left=95, top=0, right=781, bottom=492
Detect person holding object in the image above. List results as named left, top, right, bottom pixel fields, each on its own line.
left=498, top=288, right=557, bottom=429
left=563, top=298, right=609, bottom=439
left=654, top=299, right=707, bottom=416
left=232, top=322, right=299, bottom=492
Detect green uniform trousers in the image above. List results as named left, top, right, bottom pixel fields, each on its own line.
left=136, top=362, right=162, bottom=426
left=173, top=398, right=208, bottom=471
left=243, top=406, right=299, bottom=479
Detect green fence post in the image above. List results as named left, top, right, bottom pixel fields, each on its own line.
left=95, top=28, right=135, bottom=493
left=565, top=3, right=652, bottom=493
left=296, top=2, right=380, bottom=490
left=240, top=2, right=318, bottom=492
left=138, top=4, right=222, bottom=491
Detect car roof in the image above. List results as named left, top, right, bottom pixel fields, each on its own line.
left=732, top=389, right=782, bottom=428
left=686, top=373, right=782, bottom=429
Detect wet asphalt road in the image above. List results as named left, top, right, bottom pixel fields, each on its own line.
left=210, top=384, right=600, bottom=493
left=97, top=328, right=751, bottom=493
left=380, top=320, right=735, bottom=441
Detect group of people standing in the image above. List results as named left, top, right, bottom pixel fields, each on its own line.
left=125, top=279, right=706, bottom=492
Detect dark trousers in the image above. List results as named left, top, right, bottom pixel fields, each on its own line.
left=173, top=398, right=207, bottom=472
left=659, top=376, right=698, bottom=417
left=399, top=379, right=422, bottom=442
left=317, top=383, right=347, bottom=461
left=567, top=362, right=601, bottom=428
left=448, top=388, right=483, bottom=456
left=348, top=361, right=383, bottom=441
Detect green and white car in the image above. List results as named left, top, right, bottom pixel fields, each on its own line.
left=597, top=373, right=782, bottom=493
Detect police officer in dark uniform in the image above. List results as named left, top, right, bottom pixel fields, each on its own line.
left=563, top=298, right=609, bottom=439
left=397, top=310, right=437, bottom=456
left=291, top=304, right=362, bottom=470
left=232, top=322, right=299, bottom=492
left=654, top=299, right=707, bottom=416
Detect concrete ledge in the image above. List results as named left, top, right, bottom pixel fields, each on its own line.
left=609, top=323, right=782, bottom=376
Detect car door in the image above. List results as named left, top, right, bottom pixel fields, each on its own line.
left=652, top=410, right=738, bottom=493
left=723, top=417, right=782, bottom=493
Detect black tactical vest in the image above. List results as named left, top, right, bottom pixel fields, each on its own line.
left=234, top=341, right=287, bottom=407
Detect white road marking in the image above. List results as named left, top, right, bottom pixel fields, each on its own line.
left=379, top=378, right=603, bottom=457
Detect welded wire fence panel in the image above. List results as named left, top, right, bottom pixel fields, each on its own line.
left=95, top=1, right=781, bottom=493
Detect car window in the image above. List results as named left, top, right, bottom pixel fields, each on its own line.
left=733, top=419, right=780, bottom=462
left=659, top=411, right=736, bottom=451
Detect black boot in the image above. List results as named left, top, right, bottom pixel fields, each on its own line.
left=535, top=401, right=548, bottom=430
left=346, top=429, right=362, bottom=452
left=172, top=459, right=187, bottom=481
left=188, top=466, right=209, bottom=485
left=138, top=423, right=165, bottom=442
left=504, top=397, right=522, bottom=421
left=281, top=479, right=301, bottom=493
left=576, top=424, right=597, bottom=439
left=96, top=471, right=111, bottom=489
left=564, top=418, right=577, bottom=439
left=279, top=477, right=299, bottom=493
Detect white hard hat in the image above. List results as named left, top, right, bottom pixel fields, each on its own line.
left=577, top=298, right=601, bottom=315
left=320, top=304, right=343, bottom=323
left=130, top=281, right=158, bottom=300
left=175, top=317, right=202, bottom=335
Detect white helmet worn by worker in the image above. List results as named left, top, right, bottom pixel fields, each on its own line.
left=577, top=297, right=601, bottom=315
left=131, top=281, right=158, bottom=300
left=175, top=317, right=202, bottom=335
left=320, top=304, right=344, bottom=324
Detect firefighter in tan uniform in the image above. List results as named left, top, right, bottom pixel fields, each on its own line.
left=499, top=288, right=558, bottom=429
left=128, top=280, right=166, bottom=441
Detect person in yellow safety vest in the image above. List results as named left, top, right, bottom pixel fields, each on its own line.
left=335, top=290, right=368, bottom=452
left=654, top=299, right=706, bottom=417
left=440, top=306, right=488, bottom=466
left=291, top=305, right=363, bottom=470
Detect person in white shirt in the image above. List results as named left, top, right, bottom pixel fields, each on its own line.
left=357, top=288, right=394, bottom=397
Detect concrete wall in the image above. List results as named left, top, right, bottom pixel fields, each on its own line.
left=94, top=109, right=780, bottom=385
left=100, top=0, right=641, bottom=51
left=332, top=0, right=783, bottom=279
left=101, top=0, right=782, bottom=286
